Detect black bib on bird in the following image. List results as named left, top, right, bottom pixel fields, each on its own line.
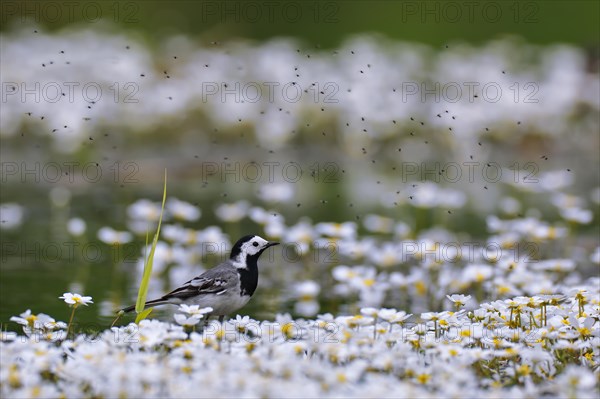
left=238, top=253, right=259, bottom=296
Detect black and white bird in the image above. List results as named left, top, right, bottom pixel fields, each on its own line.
left=121, top=235, right=279, bottom=321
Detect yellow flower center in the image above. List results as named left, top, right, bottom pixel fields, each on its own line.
left=496, top=285, right=510, bottom=295
left=181, top=366, right=192, bottom=374
left=505, top=348, right=518, bottom=357
left=578, top=327, right=591, bottom=337
left=281, top=323, right=296, bottom=339
left=517, top=364, right=531, bottom=376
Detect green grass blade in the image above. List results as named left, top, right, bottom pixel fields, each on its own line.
left=134, top=308, right=153, bottom=324
left=134, top=169, right=168, bottom=319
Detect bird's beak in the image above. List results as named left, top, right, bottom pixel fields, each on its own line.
left=266, top=241, right=280, bottom=248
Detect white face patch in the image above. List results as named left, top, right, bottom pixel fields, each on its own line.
left=231, top=235, right=271, bottom=268
left=243, top=236, right=269, bottom=256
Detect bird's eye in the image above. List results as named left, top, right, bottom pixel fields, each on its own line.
left=252, top=242, right=259, bottom=247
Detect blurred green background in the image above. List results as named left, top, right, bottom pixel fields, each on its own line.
left=1, top=0, right=598, bottom=48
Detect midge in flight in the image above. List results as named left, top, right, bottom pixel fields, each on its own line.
left=121, top=235, right=279, bottom=322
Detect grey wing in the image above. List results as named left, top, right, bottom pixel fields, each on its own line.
left=161, top=263, right=238, bottom=302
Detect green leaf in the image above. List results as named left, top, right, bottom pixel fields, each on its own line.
left=134, top=308, right=153, bottom=324
left=134, top=169, right=168, bottom=321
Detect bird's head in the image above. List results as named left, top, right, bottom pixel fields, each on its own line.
left=230, top=235, right=279, bottom=267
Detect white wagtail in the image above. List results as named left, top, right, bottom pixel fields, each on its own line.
left=121, top=235, right=279, bottom=322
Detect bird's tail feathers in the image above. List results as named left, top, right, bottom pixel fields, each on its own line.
left=120, top=298, right=171, bottom=313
